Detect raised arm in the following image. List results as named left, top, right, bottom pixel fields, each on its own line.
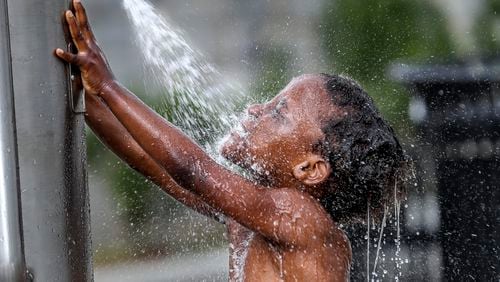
left=85, top=93, right=223, bottom=222
left=55, top=0, right=335, bottom=248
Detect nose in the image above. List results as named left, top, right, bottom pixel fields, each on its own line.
left=247, top=104, right=263, bottom=118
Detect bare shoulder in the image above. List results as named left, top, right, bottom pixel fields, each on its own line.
left=263, top=188, right=347, bottom=249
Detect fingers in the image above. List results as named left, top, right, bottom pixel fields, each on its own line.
left=55, top=48, right=80, bottom=65
left=65, top=10, right=87, bottom=51
left=73, top=0, right=95, bottom=40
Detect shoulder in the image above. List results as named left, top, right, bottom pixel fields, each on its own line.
left=264, top=188, right=341, bottom=248
left=267, top=188, right=326, bottom=216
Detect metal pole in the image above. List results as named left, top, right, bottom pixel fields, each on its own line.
left=0, top=0, right=27, bottom=281
left=6, top=0, right=92, bottom=281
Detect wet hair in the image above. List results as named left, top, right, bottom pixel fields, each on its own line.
left=315, top=73, right=411, bottom=223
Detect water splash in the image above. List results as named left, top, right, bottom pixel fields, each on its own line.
left=230, top=232, right=254, bottom=282
left=366, top=201, right=371, bottom=282
left=122, top=0, right=245, bottom=145
left=393, top=181, right=403, bottom=281
left=366, top=184, right=407, bottom=282
left=372, top=206, right=388, bottom=277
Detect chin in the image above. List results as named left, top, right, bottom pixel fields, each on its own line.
left=219, top=140, right=254, bottom=171
left=220, top=125, right=247, bottom=154
left=218, top=133, right=243, bottom=164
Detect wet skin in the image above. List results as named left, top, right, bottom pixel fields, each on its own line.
left=55, top=1, right=351, bottom=280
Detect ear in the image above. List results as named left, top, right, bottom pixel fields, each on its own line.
left=292, top=155, right=331, bottom=186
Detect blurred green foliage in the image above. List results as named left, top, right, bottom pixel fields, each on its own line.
left=320, top=0, right=453, bottom=80
left=249, top=0, right=457, bottom=134
left=319, top=0, right=454, bottom=129
left=476, top=0, right=500, bottom=55
left=251, top=46, right=292, bottom=102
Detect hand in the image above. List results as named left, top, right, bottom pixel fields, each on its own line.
left=55, top=0, right=115, bottom=95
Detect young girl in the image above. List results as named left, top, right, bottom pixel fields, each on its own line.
left=56, top=1, right=408, bottom=280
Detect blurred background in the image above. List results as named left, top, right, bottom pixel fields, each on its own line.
left=82, top=0, right=500, bottom=281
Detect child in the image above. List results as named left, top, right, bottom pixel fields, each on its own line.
left=56, top=1, right=408, bottom=280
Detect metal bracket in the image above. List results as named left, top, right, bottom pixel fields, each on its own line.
left=26, top=268, right=34, bottom=282
left=67, top=43, right=85, bottom=114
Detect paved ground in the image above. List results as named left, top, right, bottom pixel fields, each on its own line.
left=94, top=248, right=229, bottom=282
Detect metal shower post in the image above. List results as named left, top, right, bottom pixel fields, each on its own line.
left=0, top=0, right=27, bottom=280
left=0, top=0, right=92, bottom=281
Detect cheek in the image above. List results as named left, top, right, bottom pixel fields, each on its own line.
left=245, top=120, right=302, bottom=163
left=251, top=135, right=296, bottom=167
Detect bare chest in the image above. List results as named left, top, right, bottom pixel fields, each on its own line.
left=226, top=221, right=346, bottom=282
left=227, top=222, right=283, bottom=282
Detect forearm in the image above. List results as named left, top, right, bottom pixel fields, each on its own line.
left=97, top=81, right=215, bottom=188
left=85, top=94, right=223, bottom=222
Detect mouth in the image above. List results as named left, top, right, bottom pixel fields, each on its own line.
left=230, top=123, right=247, bottom=139
left=218, top=113, right=257, bottom=160
left=240, top=121, right=251, bottom=134
left=218, top=120, right=247, bottom=153
left=228, top=114, right=255, bottom=139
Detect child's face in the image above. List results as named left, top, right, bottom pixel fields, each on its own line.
left=221, top=74, right=339, bottom=187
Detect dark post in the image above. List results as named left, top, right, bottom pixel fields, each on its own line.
left=391, top=62, right=500, bottom=281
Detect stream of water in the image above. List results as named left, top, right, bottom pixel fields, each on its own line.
left=122, top=0, right=245, bottom=145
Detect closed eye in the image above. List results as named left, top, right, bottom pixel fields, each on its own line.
left=271, top=99, right=287, bottom=119
left=271, top=108, right=282, bottom=118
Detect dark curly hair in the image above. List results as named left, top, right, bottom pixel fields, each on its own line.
left=315, top=73, right=410, bottom=223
